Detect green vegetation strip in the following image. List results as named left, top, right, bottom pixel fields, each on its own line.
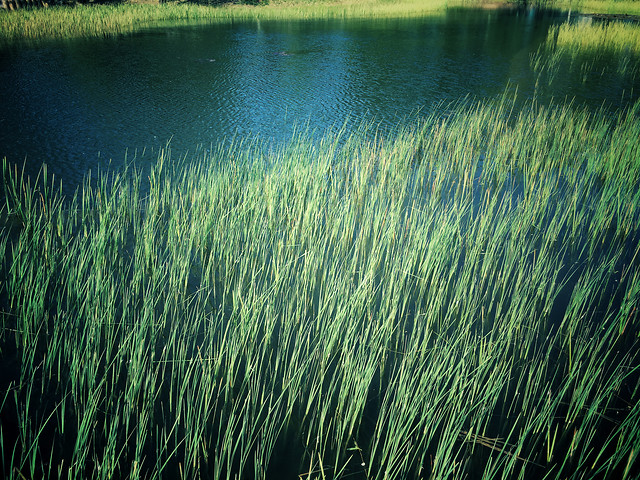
left=0, top=0, right=452, bottom=46
left=555, top=0, right=640, bottom=16
left=3, top=0, right=640, bottom=47
left=1, top=93, right=639, bottom=479
left=532, top=19, right=640, bottom=86
left=554, top=20, right=640, bottom=54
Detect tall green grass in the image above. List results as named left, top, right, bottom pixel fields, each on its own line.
left=0, top=0, right=451, bottom=46
left=554, top=19, right=640, bottom=53
left=553, top=0, right=640, bottom=16
left=532, top=19, right=640, bottom=87
left=1, top=93, right=639, bottom=479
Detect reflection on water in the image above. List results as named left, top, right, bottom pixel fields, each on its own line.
left=0, top=7, right=638, bottom=191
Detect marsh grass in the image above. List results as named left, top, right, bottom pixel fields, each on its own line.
left=555, top=19, right=640, bottom=54
left=4, top=0, right=640, bottom=47
left=532, top=19, right=640, bottom=86
left=554, top=0, right=640, bottom=16
left=1, top=93, right=639, bottom=479
left=0, top=0, right=452, bottom=46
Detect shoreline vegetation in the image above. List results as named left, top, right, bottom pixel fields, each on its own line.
left=7, top=0, right=451, bottom=46
left=1, top=92, right=639, bottom=479
left=531, top=18, right=640, bottom=85
left=1, top=0, right=640, bottom=46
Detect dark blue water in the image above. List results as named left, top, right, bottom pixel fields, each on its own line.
left=0, top=7, right=638, bottom=191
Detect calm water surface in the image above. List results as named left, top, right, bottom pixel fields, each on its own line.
left=0, top=7, right=638, bottom=190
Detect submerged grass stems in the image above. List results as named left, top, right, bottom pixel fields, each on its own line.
left=1, top=94, right=640, bottom=479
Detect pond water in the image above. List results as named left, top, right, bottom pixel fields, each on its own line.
left=0, top=6, right=638, bottom=191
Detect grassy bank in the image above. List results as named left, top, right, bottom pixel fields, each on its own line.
left=1, top=94, right=639, bottom=479
left=0, top=0, right=452, bottom=46
left=3, top=0, right=640, bottom=47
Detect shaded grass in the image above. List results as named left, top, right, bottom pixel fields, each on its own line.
left=1, top=93, right=639, bottom=479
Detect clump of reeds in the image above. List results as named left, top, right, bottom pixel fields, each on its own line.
left=554, top=19, right=640, bottom=54
left=555, top=0, right=640, bottom=16
left=531, top=19, right=640, bottom=85
left=1, top=93, right=639, bottom=479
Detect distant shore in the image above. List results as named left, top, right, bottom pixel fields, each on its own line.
left=2, top=0, right=640, bottom=47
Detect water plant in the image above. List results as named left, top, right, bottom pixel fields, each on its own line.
left=1, top=92, right=639, bottom=479
left=552, top=0, right=640, bottom=16
left=531, top=19, right=640, bottom=87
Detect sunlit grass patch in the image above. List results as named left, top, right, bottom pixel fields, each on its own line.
left=0, top=0, right=452, bottom=46
left=0, top=3, right=230, bottom=45
left=554, top=19, right=640, bottom=54
left=531, top=19, right=640, bottom=85
left=555, top=0, right=640, bottom=16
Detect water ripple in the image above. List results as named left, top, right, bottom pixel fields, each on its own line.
left=1, top=10, right=638, bottom=192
